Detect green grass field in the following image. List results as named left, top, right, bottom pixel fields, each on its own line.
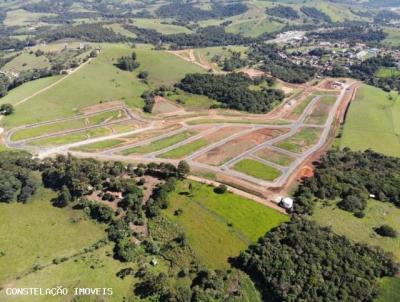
left=233, top=158, right=282, bottom=181
left=340, top=85, right=400, bottom=157
left=164, top=180, right=288, bottom=269
left=376, top=277, right=400, bottom=302
left=168, top=90, right=219, bottom=110
left=276, top=127, right=322, bottom=153
left=0, top=187, right=105, bottom=285
left=0, top=75, right=63, bottom=107
left=122, top=131, right=195, bottom=155
left=2, top=44, right=203, bottom=128
left=160, top=138, right=208, bottom=159
left=383, top=27, right=400, bottom=47
left=135, top=47, right=204, bottom=87
left=2, top=52, right=50, bottom=73
left=376, top=67, right=400, bottom=78
left=133, top=19, right=192, bottom=34
left=312, top=199, right=400, bottom=261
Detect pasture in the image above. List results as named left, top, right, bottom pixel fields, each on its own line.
left=164, top=180, right=288, bottom=269
left=233, top=158, right=282, bottom=181
left=312, top=199, right=400, bottom=261
left=133, top=19, right=192, bottom=34
left=0, top=187, right=105, bottom=285
left=377, top=277, right=400, bottom=302
left=340, top=85, right=400, bottom=157
left=1, top=52, right=50, bottom=73
left=2, top=44, right=203, bottom=128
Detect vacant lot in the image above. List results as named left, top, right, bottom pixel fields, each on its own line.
left=160, top=126, right=248, bottom=159
left=312, top=199, right=400, bottom=261
left=275, top=127, right=322, bottom=153
left=11, top=109, right=125, bottom=141
left=340, top=85, right=400, bottom=157
left=164, top=180, right=288, bottom=269
left=122, top=130, right=197, bottom=155
left=305, top=95, right=336, bottom=125
left=196, top=128, right=288, bottom=166
left=256, top=148, right=296, bottom=166
left=234, top=158, right=282, bottom=181
left=30, top=127, right=112, bottom=146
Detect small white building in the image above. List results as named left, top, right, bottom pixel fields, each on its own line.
left=281, top=197, right=294, bottom=210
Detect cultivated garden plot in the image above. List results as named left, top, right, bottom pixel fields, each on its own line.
left=194, top=128, right=289, bottom=166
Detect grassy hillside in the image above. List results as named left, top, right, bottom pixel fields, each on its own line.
left=163, top=180, right=289, bottom=269
left=340, top=85, right=400, bottom=157
left=312, top=199, right=400, bottom=261
left=0, top=187, right=106, bottom=285
left=376, top=277, right=400, bottom=302
left=1, top=44, right=203, bottom=128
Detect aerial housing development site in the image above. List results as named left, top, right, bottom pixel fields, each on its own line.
left=1, top=1, right=400, bottom=302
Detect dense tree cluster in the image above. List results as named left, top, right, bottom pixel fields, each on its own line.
left=266, top=6, right=299, bottom=20
left=221, top=51, right=248, bottom=71
left=155, top=2, right=248, bottom=22
left=249, top=44, right=316, bottom=83
left=178, top=73, right=284, bottom=113
left=293, top=149, right=400, bottom=215
left=0, top=103, right=14, bottom=115
left=307, top=26, right=386, bottom=43
left=116, top=51, right=139, bottom=71
left=124, top=25, right=257, bottom=48
left=38, top=23, right=129, bottom=43
left=0, top=151, right=38, bottom=203
left=300, top=7, right=332, bottom=23
left=0, top=37, right=35, bottom=51
left=235, top=219, right=398, bottom=302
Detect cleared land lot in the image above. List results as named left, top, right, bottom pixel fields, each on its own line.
left=305, top=95, right=336, bottom=125
left=275, top=127, right=322, bottom=154
left=160, top=126, right=249, bottom=159
left=196, top=128, right=288, bottom=166
left=30, top=127, right=112, bottom=146
left=163, top=180, right=289, bottom=269
left=340, top=85, right=400, bottom=157
left=11, top=109, right=126, bottom=141
left=121, top=130, right=197, bottom=155
left=256, top=148, right=296, bottom=166
left=233, top=158, right=282, bottom=181
left=312, top=199, right=400, bottom=261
